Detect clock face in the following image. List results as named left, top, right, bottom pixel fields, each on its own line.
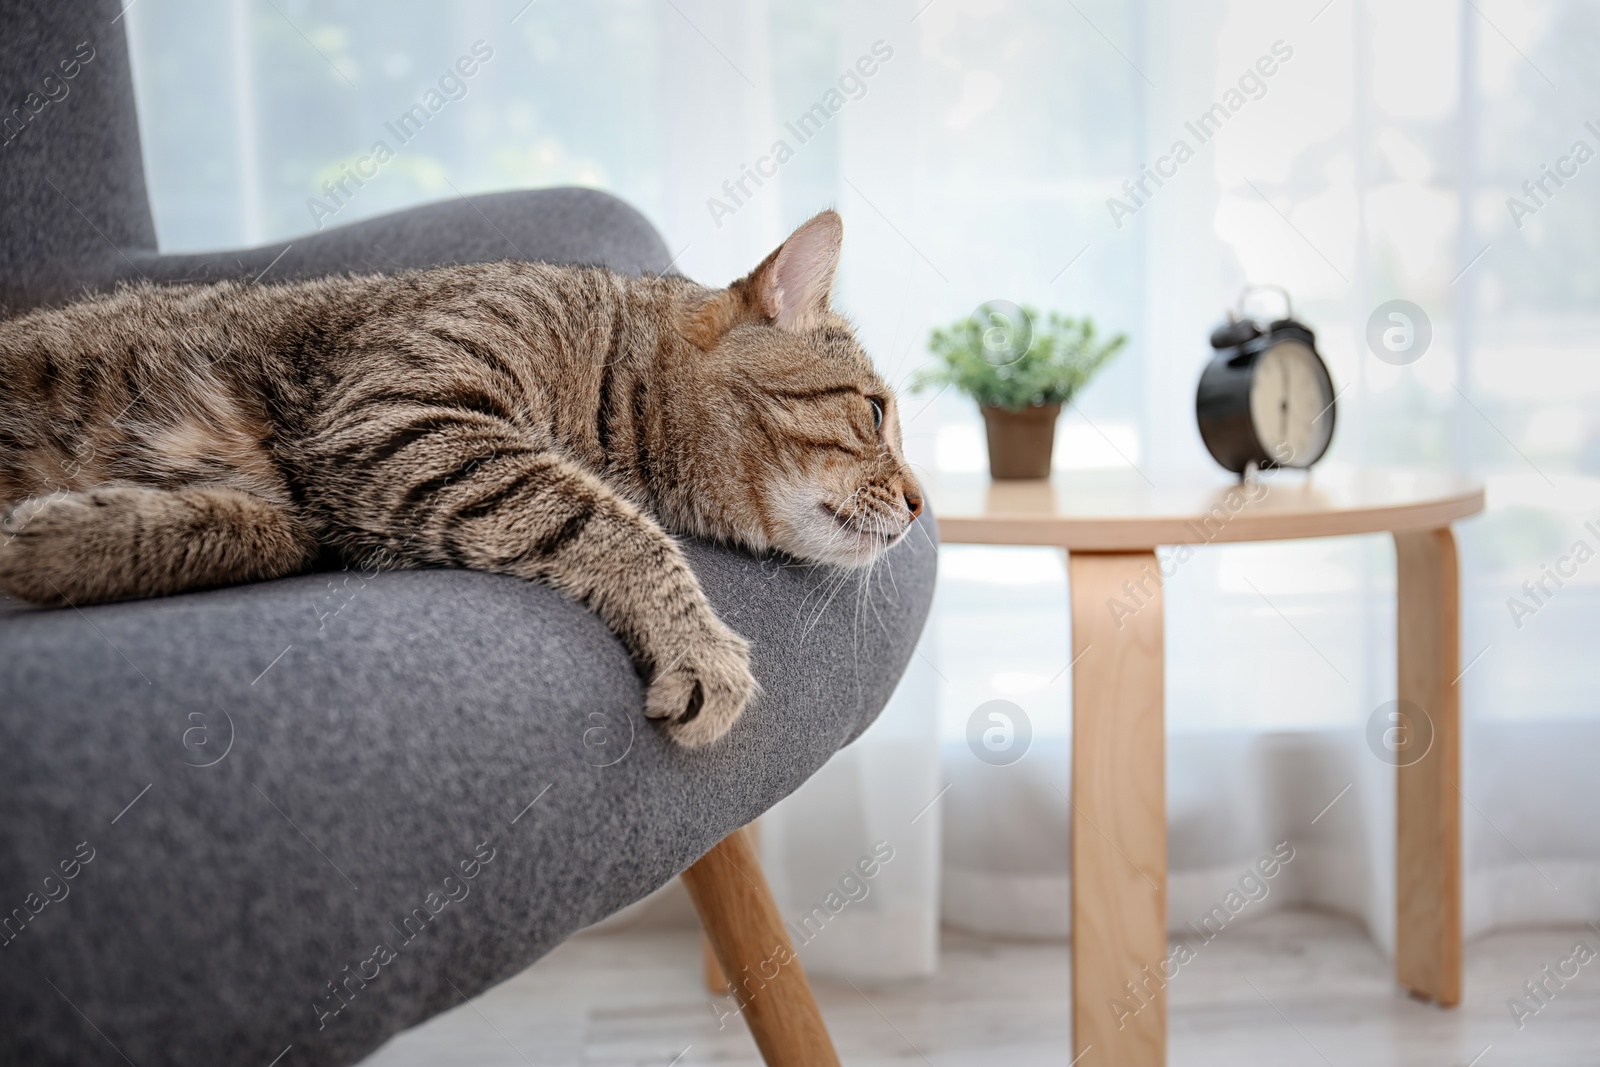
left=1248, top=340, right=1334, bottom=466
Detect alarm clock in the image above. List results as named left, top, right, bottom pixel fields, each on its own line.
left=1196, top=286, right=1336, bottom=474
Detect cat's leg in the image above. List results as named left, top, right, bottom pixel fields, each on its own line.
left=315, top=415, right=754, bottom=746
left=475, top=459, right=755, bottom=748
left=0, top=485, right=317, bottom=606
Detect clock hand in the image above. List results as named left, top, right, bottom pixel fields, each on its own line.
left=1281, top=356, right=1289, bottom=442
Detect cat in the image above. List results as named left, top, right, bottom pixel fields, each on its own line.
left=0, top=210, right=923, bottom=747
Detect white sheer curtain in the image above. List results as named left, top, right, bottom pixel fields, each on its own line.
left=128, top=0, right=1600, bottom=978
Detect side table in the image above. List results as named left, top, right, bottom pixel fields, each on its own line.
left=925, top=466, right=1485, bottom=1065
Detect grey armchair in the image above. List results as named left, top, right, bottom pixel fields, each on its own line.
left=0, top=4, right=937, bottom=1065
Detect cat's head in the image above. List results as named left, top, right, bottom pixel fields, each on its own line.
left=669, top=210, right=923, bottom=568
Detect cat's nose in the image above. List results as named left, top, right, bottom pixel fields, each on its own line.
left=904, top=489, right=923, bottom=519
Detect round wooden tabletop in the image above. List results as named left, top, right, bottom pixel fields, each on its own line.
left=924, top=465, right=1485, bottom=550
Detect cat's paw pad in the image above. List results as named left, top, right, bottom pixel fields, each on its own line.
left=644, top=627, right=756, bottom=748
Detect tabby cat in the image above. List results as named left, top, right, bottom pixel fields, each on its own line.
left=0, top=210, right=923, bottom=746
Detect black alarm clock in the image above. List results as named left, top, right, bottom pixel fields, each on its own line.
left=1196, top=286, right=1336, bottom=474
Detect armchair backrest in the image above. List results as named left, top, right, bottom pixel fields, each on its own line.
left=1, top=0, right=156, bottom=310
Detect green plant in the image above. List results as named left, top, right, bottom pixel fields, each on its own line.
left=915, top=303, right=1127, bottom=412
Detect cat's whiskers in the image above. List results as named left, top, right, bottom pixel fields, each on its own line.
left=835, top=491, right=904, bottom=663
left=796, top=486, right=870, bottom=641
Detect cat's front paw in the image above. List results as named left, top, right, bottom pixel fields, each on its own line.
left=0, top=492, right=91, bottom=605
left=644, top=622, right=756, bottom=748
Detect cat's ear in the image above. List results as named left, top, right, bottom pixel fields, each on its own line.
left=682, top=211, right=843, bottom=349
left=739, top=210, right=843, bottom=333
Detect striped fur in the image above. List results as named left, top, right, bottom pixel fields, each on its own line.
left=0, top=211, right=921, bottom=746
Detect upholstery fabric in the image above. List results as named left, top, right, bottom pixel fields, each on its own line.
left=0, top=1, right=939, bottom=1064
left=0, top=1, right=155, bottom=309
left=0, top=531, right=937, bottom=1067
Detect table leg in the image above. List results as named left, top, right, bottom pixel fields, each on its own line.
left=1393, top=527, right=1463, bottom=1006
left=1069, top=550, right=1166, bottom=1066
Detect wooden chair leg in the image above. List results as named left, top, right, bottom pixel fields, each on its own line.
left=681, top=825, right=841, bottom=1067
left=1394, top=527, right=1463, bottom=1006
left=702, top=934, right=729, bottom=994
left=700, top=820, right=761, bottom=994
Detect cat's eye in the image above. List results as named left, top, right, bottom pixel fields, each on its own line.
left=868, top=397, right=884, bottom=432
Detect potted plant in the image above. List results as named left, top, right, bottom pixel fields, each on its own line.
left=916, top=302, right=1127, bottom=479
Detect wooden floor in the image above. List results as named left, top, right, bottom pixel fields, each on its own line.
left=360, top=909, right=1600, bottom=1066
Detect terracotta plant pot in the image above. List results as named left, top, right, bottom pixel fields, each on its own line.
left=980, top=403, right=1061, bottom=480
